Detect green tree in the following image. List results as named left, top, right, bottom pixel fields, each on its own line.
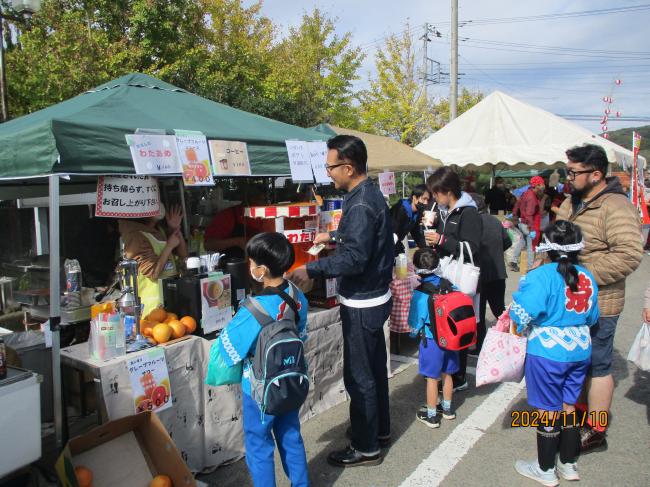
left=157, top=0, right=275, bottom=112
left=4, top=0, right=205, bottom=118
left=4, top=1, right=138, bottom=118
left=262, top=9, right=364, bottom=127
left=357, top=25, right=434, bottom=146
left=432, top=87, right=484, bottom=128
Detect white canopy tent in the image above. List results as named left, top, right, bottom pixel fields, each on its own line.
left=415, top=91, right=646, bottom=171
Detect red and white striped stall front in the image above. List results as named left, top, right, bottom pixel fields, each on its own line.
left=244, top=203, right=320, bottom=272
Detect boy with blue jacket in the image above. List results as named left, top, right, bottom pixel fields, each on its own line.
left=217, top=232, right=309, bottom=487
left=408, top=248, right=459, bottom=429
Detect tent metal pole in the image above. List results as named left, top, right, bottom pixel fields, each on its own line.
left=49, top=174, right=64, bottom=449
left=177, top=178, right=189, bottom=239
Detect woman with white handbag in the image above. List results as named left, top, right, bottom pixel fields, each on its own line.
left=424, top=167, right=483, bottom=391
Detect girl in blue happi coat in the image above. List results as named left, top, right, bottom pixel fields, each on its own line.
left=216, top=232, right=309, bottom=487
left=510, top=221, right=599, bottom=486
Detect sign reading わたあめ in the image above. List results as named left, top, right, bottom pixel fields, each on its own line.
left=125, top=134, right=181, bottom=175
left=95, top=175, right=161, bottom=218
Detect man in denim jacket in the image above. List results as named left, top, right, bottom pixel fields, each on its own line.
left=289, top=135, right=395, bottom=467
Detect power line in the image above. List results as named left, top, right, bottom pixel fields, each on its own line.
left=459, top=36, right=650, bottom=56
left=456, top=4, right=650, bottom=26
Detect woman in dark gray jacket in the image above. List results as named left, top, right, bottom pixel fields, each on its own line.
left=470, top=193, right=512, bottom=352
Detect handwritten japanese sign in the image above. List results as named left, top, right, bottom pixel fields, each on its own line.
left=125, top=134, right=181, bottom=175
left=127, top=347, right=172, bottom=414
left=176, top=133, right=214, bottom=186
left=378, top=171, right=396, bottom=196
left=200, top=274, right=232, bottom=334
left=208, top=140, right=252, bottom=176
left=285, top=140, right=313, bottom=182
left=95, top=175, right=161, bottom=218
left=307, top=141, right=330, bottom=184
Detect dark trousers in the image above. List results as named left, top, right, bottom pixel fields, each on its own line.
left=340, top=300, right=392, bottom=454
left=456, top=280, right=506, bottom=380
left=478, top=279, right=506, bottom=352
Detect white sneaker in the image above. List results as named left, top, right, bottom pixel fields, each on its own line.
left=556, top=459, right=580, bottom=481
left=514, top=460, right=559, bottom=486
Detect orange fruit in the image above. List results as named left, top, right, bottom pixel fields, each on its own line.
left=179, top=316, right=197, bottom=334
left=142, top=322, right=156, bottom=338
left=147, top=307, right=167, bottom=323
left=163, top=313, right=178, bottom=324
left=152, top=323, right=173, bottom=344
left=74, top=465, right=93, bottom=487
left=168, top=320, right=186, bottom=339
left=150, top=474, right=173, bottom=487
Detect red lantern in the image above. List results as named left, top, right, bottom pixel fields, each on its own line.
left=616, top=111, right=621, bottom=117
left=602, top=96, right=609, bottom=102
left=615, top=79, right=622, bottom=85
left=605, top=108, right=611, bottom=115
left=602, top=125, right=608, bottom=132
left=603, top=133, right=610, bottom=139
left=600, top=116, right=608, bottom=124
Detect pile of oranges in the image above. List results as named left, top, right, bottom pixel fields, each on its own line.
left=140, top=308, right=197, bottom=345
left=74, top=465, right=173, bottom=487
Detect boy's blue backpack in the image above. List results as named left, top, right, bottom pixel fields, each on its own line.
left=242, top=281, right=309, bottom=416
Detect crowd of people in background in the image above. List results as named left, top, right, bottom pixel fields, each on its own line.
left=210, top=135, right=644, bottom=487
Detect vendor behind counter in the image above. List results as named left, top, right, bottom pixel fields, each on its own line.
left=204, top=188, right=268, bottom=259
left=118, top=204, right=187, bottom=316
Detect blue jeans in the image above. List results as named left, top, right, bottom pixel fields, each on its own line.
left=513, top=223, right=535, bottom=269
left=340, top=300, right=392, bottom=454
left=242, top=393, right=309, bottom=487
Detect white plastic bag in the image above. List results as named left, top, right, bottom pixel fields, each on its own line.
left=439, top=241, right=480, bottom=295
left=627, top=323, right=650, bottom=371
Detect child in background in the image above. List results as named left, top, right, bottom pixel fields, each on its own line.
left=408, top=248, right=459, bottom=428
left=510, top=221, right=599, bottom=486
left=217, top=232, right=309, bottom=487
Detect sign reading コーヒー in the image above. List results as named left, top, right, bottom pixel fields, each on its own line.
left=208, top=140, right=251, bottom=176
left=95, top=175, right=161, bottom=218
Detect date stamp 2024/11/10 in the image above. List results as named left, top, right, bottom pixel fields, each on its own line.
left=511, top=410, right=609, bottom=428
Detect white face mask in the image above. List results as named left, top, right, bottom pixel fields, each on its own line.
left=250, top=265, right=266, bottom=283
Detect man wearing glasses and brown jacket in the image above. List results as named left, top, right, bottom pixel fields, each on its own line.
left=557, top=144, right=643, bottom=453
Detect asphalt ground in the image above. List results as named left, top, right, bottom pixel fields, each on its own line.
left=202, top=255, right=650, bottom=487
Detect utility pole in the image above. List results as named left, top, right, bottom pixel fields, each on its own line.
left=422, top=22, right=429, bottom=100
left=0, top=9, right=8, bottom=122
left=450, top=0, right=458, bottom=121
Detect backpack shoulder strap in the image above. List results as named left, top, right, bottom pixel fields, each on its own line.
left=261, top=281, right=300, bottom=324
left=241, top=297, right=275, bottom=327
left=417, top=281, right=440, bottom=295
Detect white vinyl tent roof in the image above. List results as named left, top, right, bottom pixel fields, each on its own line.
left=415, top=91, right=646, bottom=171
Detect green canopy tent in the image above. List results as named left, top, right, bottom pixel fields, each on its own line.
left=0, top=73, right=328, bottom=449
left=0, top=73, right=327, bottom=177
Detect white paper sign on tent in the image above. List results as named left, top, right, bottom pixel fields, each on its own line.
left=378, top=171, right=396, bottom=195
left=209, top=140, right=252, bottom=176
left=125, top=134, right=181, bottom=175
left=285, top=140, right=314, bottom=182
left=175, top=132, right=214, bottom=186
left=95, top=175, right=161, bottom=218
left=307, top=141, right=330, bottom=184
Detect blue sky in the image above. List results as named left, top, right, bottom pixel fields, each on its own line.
left=252, top=0, right=650, bottom=135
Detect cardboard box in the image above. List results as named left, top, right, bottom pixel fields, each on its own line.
left=56, top=412, right=195, bottom=487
